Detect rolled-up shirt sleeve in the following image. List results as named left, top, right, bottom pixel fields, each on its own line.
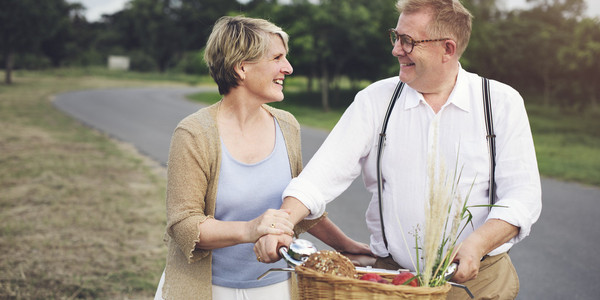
left=283, top=89, right=379, bottom=219
left=486, top=84, right=542, bottom=254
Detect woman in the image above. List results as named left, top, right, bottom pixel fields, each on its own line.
left=156, top=16, right=370, bottom=300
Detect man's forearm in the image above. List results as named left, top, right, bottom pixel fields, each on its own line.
left=307, top=216, right=348, bottom=251
left=281, top=196, right=310, bottom=225
left=464, top=219, right=519, bottom=258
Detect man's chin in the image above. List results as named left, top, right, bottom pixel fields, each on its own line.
left=398, top=71, right=412, bottom=84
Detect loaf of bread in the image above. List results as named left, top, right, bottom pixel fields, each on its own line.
left=301, top=250, right=357, bottom=278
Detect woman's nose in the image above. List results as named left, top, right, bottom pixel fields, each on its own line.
left=282, top=57, right=293, bottom=75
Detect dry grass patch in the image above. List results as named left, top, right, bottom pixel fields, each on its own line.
left=0, top=73, right=173, bottom=299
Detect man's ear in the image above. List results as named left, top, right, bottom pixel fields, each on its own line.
left=442, top=40, right=457, bottom=62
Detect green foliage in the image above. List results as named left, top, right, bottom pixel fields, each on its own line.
left=127, top=0, right=185, bottom=72
left=463, top=0, right=599, bottom=109
left=174, top=49, right=210, bottom=75
left=244, top=0, right=398, bottom=110
left=2, top=0, right=599, bottom=110
left=129, top=50, right=159, bottom=72
left=0, top=0, right=73, bottom=82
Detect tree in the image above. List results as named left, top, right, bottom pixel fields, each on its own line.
left=41, top=2, right=85, bottom=67
left=557, top=17, right=600, bottom=109
left=177, top=0, right=240, bottom=51
left=261, top=0, right=397, bottom=111
left=126, top=0, right=185, bottom=72
left=0, top=0, right=70, bottom=83
left=507, top=0, right=584, bottom=106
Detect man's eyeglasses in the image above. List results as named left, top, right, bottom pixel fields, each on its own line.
left=388, top=29, right=450, bottom=54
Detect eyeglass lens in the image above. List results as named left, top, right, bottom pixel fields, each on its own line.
left=389, top=30, right=414, bottom=53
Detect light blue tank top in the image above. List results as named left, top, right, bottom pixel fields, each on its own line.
left=211, top=118, right=291, bottom=288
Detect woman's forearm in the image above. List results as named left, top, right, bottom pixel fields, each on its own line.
left=195, top=208, right=295, bottom=250
left=195, top=218, right=251, bottom=250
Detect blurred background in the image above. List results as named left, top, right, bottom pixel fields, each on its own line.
left=1, top=0, right=599, bottom=299
left=2, top=0, right=599, bottom=111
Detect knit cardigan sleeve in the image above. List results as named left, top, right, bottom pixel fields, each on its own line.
left=165, top=104, right=221, bottom=263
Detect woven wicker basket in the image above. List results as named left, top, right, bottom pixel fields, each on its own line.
left=295, top=265, right=451, bottom=300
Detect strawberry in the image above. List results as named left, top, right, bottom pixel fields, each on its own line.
left=392, top=272, right=419, bottom=287
left=359, top=273, right=383, bottom=282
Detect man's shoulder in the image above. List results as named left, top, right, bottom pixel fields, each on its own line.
left=461, top=68, right=520, bottom=98
left=364, top=77, right=400, bottom=91
left=356, top=77, right=401, bottom=102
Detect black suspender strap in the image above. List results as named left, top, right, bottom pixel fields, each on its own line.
left=377, top=81, right=405, bottom=252
left=482, top=77, right=497, bottom=209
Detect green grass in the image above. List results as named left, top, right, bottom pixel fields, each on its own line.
left=526, top=103, right=600, bottom=186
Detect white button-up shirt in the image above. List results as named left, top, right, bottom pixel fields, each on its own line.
left=284, top=67, right=542, bottom=270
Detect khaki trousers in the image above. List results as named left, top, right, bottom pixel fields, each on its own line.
left=374, top=252, right=519, bottom=300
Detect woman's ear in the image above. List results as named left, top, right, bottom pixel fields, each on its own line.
left=235, top=62, right=246, bottom=81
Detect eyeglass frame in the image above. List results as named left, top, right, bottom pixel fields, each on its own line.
left=388, top=28, right=450, bottom=54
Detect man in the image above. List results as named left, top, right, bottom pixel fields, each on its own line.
left=255, top=0, right=541, bottom=298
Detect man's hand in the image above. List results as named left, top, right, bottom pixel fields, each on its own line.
left=451, top=242, right=483, bottom=283
left=451, top=219, right=519, bottom=283
left=343, top=252, right=376, bottom=267
left=254, top=233, right=293, bottom=263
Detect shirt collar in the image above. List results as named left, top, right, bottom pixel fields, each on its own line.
left=447, top=67, right=470, bottom=112
left=402, top=65, right=471, bottom=113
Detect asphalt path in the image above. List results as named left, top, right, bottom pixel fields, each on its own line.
left=54, top=87, right=600, bottom=299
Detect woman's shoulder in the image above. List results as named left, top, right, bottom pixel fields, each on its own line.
left=263, top=104, right=300, bottom=129
left=176, top=103, right=219, bottom=133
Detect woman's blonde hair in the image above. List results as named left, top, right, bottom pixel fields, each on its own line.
left=396, top=0, right=472, bottom=57
left=204, top=16, right=289, bottom=95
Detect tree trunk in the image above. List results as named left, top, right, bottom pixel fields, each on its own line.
left=320, top=61, right=330, bottom=112
left=307, top=65, right=317, bottom=92
left=542, top=72, right=551, bottom=107
left=4, top=52, right=14, bottom=84
left=590, top=86, right=598, bottom=110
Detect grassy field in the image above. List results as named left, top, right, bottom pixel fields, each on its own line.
left=0, top=69, right=598, bottom=299
left=526, top=104, right=600, bottom=186
left=0, top=70, right=184, bottom=299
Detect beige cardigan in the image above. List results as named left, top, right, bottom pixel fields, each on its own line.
left=161, top=102, right=320, bottom=299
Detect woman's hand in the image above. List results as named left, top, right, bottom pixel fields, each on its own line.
left=245, top=209, right=294, bottom=243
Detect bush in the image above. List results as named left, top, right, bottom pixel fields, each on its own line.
left=128, top=50, right=157, bottom=72
left=14, top=53, right=52, bottom=70
left=174, top=50, right=208, bottom=75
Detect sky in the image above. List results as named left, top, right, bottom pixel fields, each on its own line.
left=68, top=0, right=600, bottom=22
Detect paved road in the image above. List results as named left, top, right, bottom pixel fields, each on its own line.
left=54, top=87, right=600, bottom=299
